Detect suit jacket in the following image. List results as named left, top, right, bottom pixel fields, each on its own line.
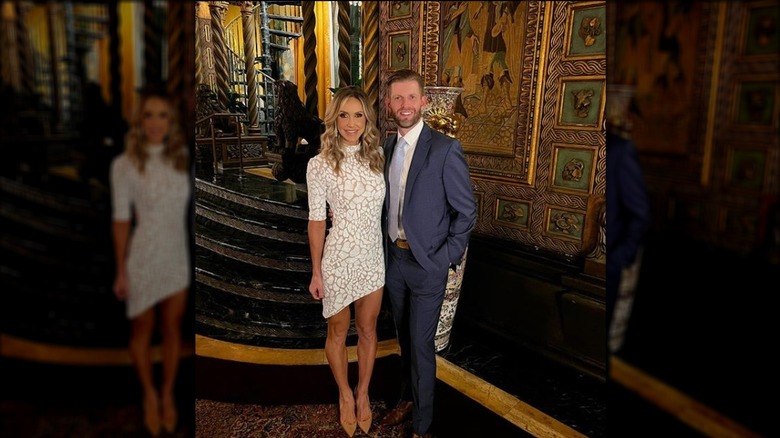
left=383, top=123, right=477, bottom=273
left=606, top=132, right=650, bottom=274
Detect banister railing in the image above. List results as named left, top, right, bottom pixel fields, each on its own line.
left=196, top=112, right=247, bottom=178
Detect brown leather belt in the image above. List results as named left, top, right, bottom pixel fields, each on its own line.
left=394, top=239, right=410, bottom=249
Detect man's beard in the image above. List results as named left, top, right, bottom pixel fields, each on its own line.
left=391, top=108, right=422, bottom=128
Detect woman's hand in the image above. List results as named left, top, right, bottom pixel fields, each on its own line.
left=113, top=270, right=128, bottom=301
left=309, top=274, right=324, bottom=300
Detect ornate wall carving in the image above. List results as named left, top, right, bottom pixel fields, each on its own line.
left=379, top=1, right=606, bottom=260
left=609, top=1, right=779, bottom=253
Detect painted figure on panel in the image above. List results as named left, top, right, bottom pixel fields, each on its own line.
left=473, top=1, right=519, bottom=109
left=613, top=1, right=701, bottom=154
left=441, top=1, right=475, bottom=89
left=442, top=1, right=523, bottom=156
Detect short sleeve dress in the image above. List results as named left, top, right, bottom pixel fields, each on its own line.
left=110, top=144, right=191, bottom=319
left=306, top=144, right=385, bottom=319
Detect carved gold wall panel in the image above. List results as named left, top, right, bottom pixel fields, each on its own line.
left=379, top=1, right=606, bottom=258
left=609, top=1, right=779, bottom=253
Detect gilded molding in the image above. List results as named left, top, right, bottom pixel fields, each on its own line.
left=422, top=1, right=439, bottom=86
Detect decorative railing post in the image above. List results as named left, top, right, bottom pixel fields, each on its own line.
left=301, top=1, right=318, bottom=117
left=167, top=1, right=184, bottom=113
left=361, top=1, right=378, bottom=111
left=108, top=1, right=121, bottom=125
left=143, top=0, right=162, bottom=84
left=209, top=1, right=230, bottom=109
left=15, top=2, right=34, bottom=97
left=240, top=1, right=260, bottom=131
left=336, top=1, right=351, bottom=88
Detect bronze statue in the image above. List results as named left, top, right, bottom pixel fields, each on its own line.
left=272, top=80, right=324, bottom=183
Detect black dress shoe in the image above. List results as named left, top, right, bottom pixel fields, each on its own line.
left=379, top=400, right=413, bottom=426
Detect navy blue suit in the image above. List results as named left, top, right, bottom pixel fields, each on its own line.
left=383, top=123, right=476, bottom=435
left=606, top=132, right=650, bottom=327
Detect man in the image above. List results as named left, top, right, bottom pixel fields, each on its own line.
left=380, top=69, right=477, bottom=437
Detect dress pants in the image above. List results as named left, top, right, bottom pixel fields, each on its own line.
left=385, top=240, right=448, bottom=435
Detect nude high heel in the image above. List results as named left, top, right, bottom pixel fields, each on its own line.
left=339, top=396, right=357, bottom=437
left=340, top=418, right=357, bottom=437
left=143, top=392, right=161, bottom=437
left=357, top=409, right=372, bottom=434
left=161, top=395, right=178, bottom=434
left=355, top=386, right=372, bottom=434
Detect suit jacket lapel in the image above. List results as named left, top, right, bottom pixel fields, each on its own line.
left=404, top=125, right=431, bottom=203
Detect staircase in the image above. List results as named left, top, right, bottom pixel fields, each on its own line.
left=224, top=1, right=304, bottom=148
left=0, top=175, right=125, bottom=347
left=194, top=168, right=397, bottom=351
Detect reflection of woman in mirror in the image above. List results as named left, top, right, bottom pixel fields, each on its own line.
left=110, top=85, right=191, bottom=437
left=306, top=86, right=385, bottom=437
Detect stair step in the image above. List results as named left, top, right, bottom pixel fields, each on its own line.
left=195, top=248, right=310, bottom=301
left=196, top=280, right=323, bottom=330
left=2, top=271, right=129, bottom=348
left=196, top=214, right=309, bottom=258
left=196, top=193, right=307, bottom=243
left=1, top=228, right=112, bottom=277
left=196, top=230, right=310, bottom=274
left=196, top=313, right=335, bottom=349
left=195, top=175, right=308, bottom=221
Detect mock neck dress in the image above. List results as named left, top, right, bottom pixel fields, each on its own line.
left=110, top=144, right=191, bottom=319
left=306, top=144, right=386, bottom=318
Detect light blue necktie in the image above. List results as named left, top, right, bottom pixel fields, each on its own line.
left=388, top=137, right=407, bottom=241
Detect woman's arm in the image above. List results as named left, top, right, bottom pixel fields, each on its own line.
left=307, top=220, right=327, bottom=300
left=112, top=220, right=131, bottom=300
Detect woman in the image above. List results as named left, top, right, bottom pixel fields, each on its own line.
left=110, top=85, right=191, bottom=437
left=306, top=86, right=385, bottom=437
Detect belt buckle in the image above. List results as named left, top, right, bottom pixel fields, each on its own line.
left=395, top=239, right=409, bottom=249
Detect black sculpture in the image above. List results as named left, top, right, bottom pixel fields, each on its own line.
left=272, top=80, right=323, bottom=183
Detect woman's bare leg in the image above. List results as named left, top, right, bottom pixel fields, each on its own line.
left=130, top=307, right=159, bottom=434
left=326, top=306, right=356, bottom=428
left=159, top=289, right=187, bottom=431
left=354, top=287, right=384, bottom=425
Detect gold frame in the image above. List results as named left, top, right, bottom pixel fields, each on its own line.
left=543, top=205, right=586, bottom=243
left=387, top=30, right=413, bottom=70
left=724, top=144, right=768, bottom=192
left=729, top=75, right=780, bottom=131
left=737, top=0, right=780, bottom=60
left=549, top=143, right=597, bottom=195
left=421, top=1, right=550, bottom=185
left=555, top=75, right=606, bottom=131
left=388, top=1, right=413, bottom=20
left=562, top=1, right=607, bottom=61
left=493, top=196, right=532, bottom=231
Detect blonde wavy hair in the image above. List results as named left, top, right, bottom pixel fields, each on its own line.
left=319, top=86, right=383, bottom=175
left=124, top=85, right=189, bottom=173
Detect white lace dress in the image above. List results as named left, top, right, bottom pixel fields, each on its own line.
left=110, top=144, right=191, bottom=319
left=306, top=144, right=385, bottom=318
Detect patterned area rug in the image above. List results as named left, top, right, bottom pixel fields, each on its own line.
left=196, top=398, right=410, bottom=438
left=0, top=400, right=193, bottom=438
left=1, top=358, right=195, bottom=438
